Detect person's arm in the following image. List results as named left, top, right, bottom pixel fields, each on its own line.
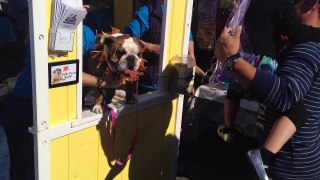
left=274, top=0, right=320, bottom=43
left=215, top=26, right=277, bottom=101
left=215, top=26, right=320, bottom=111
left=140, top=40, right=161, bottom=55
left=188, top=32, right=196, bottom=60
left=83, top=4, right=98, bottom=12
left=123, top=6, right=149, bottom=38
left=82, top=72, right=123, bottom=88
left=215, top=26, right=257, bottom=89
left=188, top=40, right=196, bottom=60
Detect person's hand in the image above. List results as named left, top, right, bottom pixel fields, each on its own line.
left=146, top=43, right=161, bottom=55
left=83, top=5, right=90, bottom=11
left=140, top=40, right=160, bottom=55
left=215, top=26, right=242, bottom=64
left=100, top=74, right=125, bottom=89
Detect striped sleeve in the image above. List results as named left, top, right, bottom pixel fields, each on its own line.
left=249, top=42, right=320, bottom=112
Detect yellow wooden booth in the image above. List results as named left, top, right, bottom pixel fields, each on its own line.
left=28, top=0, right=193, bottom=179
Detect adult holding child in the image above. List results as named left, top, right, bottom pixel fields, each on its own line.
left=215, top=0, right=320, bottom=179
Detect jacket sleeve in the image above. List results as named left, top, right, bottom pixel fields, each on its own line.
left=123, top=6, right=149, bottom=38
left=249, top=43, right=320, bottom=112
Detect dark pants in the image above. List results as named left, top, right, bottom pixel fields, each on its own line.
left=0, top=126, right=10, bottom=180
left=0, top=95, right=34, bottom=180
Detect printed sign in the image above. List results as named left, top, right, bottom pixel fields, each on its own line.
left=48, top=59, right=79, bottom=88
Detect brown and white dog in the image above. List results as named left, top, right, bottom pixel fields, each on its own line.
left=51, top=68, right=65, bottom=84
left=89, top=33, right=145, bottom=114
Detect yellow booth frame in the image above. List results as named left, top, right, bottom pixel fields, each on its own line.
left=28, top=0, right=193, bottom=179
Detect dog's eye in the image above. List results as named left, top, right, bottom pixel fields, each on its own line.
left=116, top=49, right=126, bottom=58
left=111, top=57, right=118, bottom=62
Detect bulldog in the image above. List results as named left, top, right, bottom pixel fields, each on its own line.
left=51, top=68, right=65, bottom=84
left=89, top=33, right=145, bottom=114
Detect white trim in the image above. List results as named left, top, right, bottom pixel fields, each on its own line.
left=182, top=0, right=194, bottom=55
left=176, top=0, right=194, bottom=139
left=76, top=0, right=83, bottom=119
left=77, top=22, right=83, bottom=119
left=28, top=0, right=50, bottom=179
left=31, top=130, right=51, bottom=180
left=170, top=1, right=194, bottom=178
left=159, top=0, right=171, bottom=72
left=170, top=94, right=184, bottom=179
left=29, top=111, right=102, bottom=141
left=174, top=95, right=184, bottom=141
left=29, top=0, right=49, bottom=132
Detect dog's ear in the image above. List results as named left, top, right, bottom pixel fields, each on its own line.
left=104, top=36, right=116, bottom=47
left=133, top=38, right=146, bottom=54
left=103, top=37, right=117, bottom=61
left=111, top=27, right=121, bottom=34
left=100, top=31, right=111, bottom=43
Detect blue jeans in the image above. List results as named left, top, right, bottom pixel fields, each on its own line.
left=0, top=126, right=10, bottom=180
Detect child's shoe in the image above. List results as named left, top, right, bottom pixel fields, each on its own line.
left=247, top=149, right=270, bottom=180
left=217, top=125, right=235, bottom=143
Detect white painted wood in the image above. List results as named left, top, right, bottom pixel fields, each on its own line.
left=29, top=127, right=51, bottom=180
left=77, top=23, right=83, bottom=119
left=171, top=94, right=185, bottom=179
left=175, top=94, right=184, bottom=141
left=159, top=0, right=171, bottom=72
left=28, top=0, right=50, bottom=179
left=76, top=0, right=83, bottom=119
left=28, top=0, right=49, bottom=132
left=182, top=0, right=194, bottom=55
left=171, top=0, right=194, bottom=178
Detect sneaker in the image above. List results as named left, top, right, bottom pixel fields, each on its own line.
left=217, top=125, right=235, bottom=143
left=247, top=149, right=270, bottom=180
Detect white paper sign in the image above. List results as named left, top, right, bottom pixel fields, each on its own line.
left=49, top=59, right=79, bottom=88
left=49, top=0, right=87, bottom=52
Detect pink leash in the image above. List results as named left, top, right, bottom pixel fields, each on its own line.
left=109, top=80, right=139, bottom=165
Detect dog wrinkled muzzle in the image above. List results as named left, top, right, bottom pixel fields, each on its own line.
left=126, top=54, right=137, bottom=70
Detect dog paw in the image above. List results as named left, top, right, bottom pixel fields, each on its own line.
left=92, top=105, right=103, bottom=114
left=115, top=89, right=126, bottom=98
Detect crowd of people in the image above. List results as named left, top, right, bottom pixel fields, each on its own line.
left=1, top=0, right=320, bottom=179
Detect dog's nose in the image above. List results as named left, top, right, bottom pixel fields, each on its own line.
left=127, top=54, right=136, bottom=70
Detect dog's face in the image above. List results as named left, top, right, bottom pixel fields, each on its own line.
left=51, top=68, right=63, bottom=83
left=103, top=33, right=144, bottom=75
left=90, top=33, right=145, bottom=114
